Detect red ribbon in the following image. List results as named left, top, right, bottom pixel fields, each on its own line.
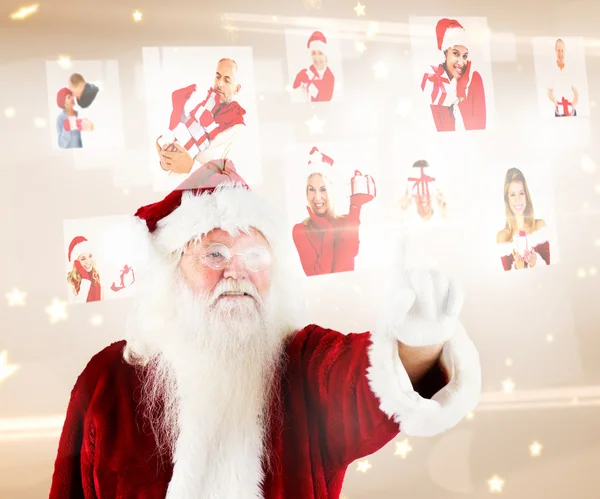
left=421, top=65, right=449, bottom=106
left=558, top=97, right=573, bottom=116
left=408, top=168, right=436, bottom=199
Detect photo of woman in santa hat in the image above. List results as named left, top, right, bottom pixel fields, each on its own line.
left=292, top=147, right=374, bottom=276
left=496, top=168, right=551, bottom=271
left=416, top=17, right=487, bottom=132
left=288, top=30, right=338, bottom=103
left=66, top=236, right=103, bottom=304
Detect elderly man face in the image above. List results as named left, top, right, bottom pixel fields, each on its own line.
left=213, top=59, right=241, bottom=105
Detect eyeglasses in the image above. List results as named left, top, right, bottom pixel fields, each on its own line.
left=189, top=243, right=272, bottom=272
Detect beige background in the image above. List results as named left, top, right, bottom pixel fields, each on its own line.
left=1, top=0, right=599, bottom=497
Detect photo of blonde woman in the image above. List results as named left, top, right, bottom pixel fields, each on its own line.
left=496, top=168, right=550, bottom=271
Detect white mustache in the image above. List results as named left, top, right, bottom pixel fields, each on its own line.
left=209, top=279, right=262, bottom=305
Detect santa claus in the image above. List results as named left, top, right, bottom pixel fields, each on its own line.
left=292, top=31, right=335, bottom=102
left=49, top=167, right=481, bottom=498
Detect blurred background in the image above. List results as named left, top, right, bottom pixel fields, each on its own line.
left=1, top=0, right=599, bottom=497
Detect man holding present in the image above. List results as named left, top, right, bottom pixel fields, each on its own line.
left=157, top=58, right=248, bottom=177
left=547, top=38, right=579, bottom=117
left=50, top=166, right=481, bottom=498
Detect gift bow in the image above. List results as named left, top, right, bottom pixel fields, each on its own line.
left=408, top=168, right=436, bottom=199
left=421, top=65, right=450, bottom=105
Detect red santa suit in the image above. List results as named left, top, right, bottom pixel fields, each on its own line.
left=50, top=174, right=482, bottom=498
left=421, top=19, right=486, bottom=132
left=293, top=31, right=335, bottom=102
left=497, top=226, right=551, bottom=271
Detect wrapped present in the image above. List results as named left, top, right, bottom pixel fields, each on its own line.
left=351, top=170, right=376, bottom=198
left=557, top=97, right=574, bottom=116
left=514, top=230, right=529, bottom=257
left=421, top=65, right=450, bottom=106
left=110, top=264, right=135, bottom=292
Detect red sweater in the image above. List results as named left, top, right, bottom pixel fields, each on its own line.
left=49, top=325, right=446, bottom=499
left=292, top=205, right=361, bottom=276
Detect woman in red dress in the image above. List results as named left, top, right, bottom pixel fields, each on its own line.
left=420, top=18, right=486, bottom=132
left=292, top=149, right=367, bottom=276
left=496, top=168, right=550, bottom=271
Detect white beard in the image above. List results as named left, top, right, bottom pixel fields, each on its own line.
left=138, top=271, right=286, bottom=499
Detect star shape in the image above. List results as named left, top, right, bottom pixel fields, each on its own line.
left=221, top=14, right=238, bottom=40
left=305, top=114, right=325, bottom=135
left=394, top=438, right=413, bottom=458
left=355, top=41, right=367, bottom=54
left=10, top=4, right=39, bottom=21
left=502, top=377, right=515, bottom=394
left=354, top=2, right=366, bottom=17
left=132, top=10, right=143, bottom=22
left=529, top=441, right=543, bottom=457
left=4, top=107, right=16, bottom=118
left=0, top=351, right=20, bottom=383
left=45, top=298, right=68, bottom=324
left=6, top=288, right=27, bottom=306
left=57, top=55, right=72, bottom=69
left=487, top=474, right=505, bottom=493
left=373, top=61, right=389, bottom=79
left=366, top=21, right=378, bottom=38
left=90, top=315, right=104, bottom=327
left=356, top=459, right=372, bottom=472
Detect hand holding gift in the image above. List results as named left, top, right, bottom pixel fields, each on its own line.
left=350, top=170, right=376, bottom=207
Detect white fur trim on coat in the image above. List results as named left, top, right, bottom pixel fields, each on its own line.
left=366, top=324, right=481, bottom=437
left=151, top=183, right=283, bottom=256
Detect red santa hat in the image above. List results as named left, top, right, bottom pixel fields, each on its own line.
left=133, top=166, right=282, bottom=257
left=435, top=18, right=470, bottom=52
left=307, top=146, right=335, bottom=180
left=57, top=87, right=72, bottom=109
left=307, top=31, right=327, bottom=54
left=68, top=236, right=91, bottom=262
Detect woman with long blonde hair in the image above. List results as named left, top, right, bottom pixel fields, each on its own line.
left=496, top=168, right=550, bottom=271
left=66, top=236, right=103, bottom=303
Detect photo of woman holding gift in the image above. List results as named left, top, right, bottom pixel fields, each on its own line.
left=496, top=168, right=550, bottom=271
left=292, top=147, right=375, bottom=276
left=399, top=159, right=448, bottom=224
left=55, top=87, right=94, bottom=149
left=291, top=31, right=336, bottom=102
left=66, top=236, right=103, bottom=303
left=418, top=18, right=486, bottom=132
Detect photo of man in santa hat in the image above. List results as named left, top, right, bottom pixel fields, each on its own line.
left=291, top=30, right=336, bottom=102
left=412, top=17, right=489, bottom=132
left=155, top=58, right=249, bottom=179
left=49, top=169, right=481, bottom=498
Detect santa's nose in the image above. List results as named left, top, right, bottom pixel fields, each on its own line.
left=222, top=254, right=249, bottom=280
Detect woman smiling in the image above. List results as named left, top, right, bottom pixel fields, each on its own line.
left=496, top=168, right=550, bottom=271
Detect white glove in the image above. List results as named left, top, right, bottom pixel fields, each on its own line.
left=380, top=269, right=464, bottom=347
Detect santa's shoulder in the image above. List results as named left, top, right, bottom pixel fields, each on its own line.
left=72, top=340, right=130, bottom=402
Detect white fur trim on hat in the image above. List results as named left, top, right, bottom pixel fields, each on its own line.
left=70, top=240, right=91, bottom=261
left=308, top=40, right=327, bottom=53
left=366, top=323, right=481, bottom=436
left=151, top=183, right=282, bottom=256
left=442, top=27, right=470, bottom=51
